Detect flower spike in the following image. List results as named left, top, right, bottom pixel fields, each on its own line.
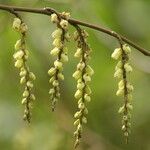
left=13, top=17, right=36, bottom=123
left=48, top=12, right=70, bottom=111
left=112, top=42, right=133, bottom=143
left=73, top=26, right=94, bottom=148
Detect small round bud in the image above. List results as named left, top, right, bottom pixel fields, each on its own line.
left=74, top=48, right=82, bottom=58
left=84, top=94, right=91, bottom=102
left=74, top=111, right=81, bottom=118
left=52, top=38, right=63, bottom=48
left=20, top=23, right=28, bottom=33
left=61, top=53, right=68, bottom=62
left=123, top=44, right=131, bottom=54
left=51, top=28, right=62, bottom=39
left=83, top=74, right=91, bottom=82
left=49, top=88, right=55, bottom=94
left=77, top=82, right=85, bottom=90
left=111, top=48, right=121, bottom=60
left=14, top=59, right=23, bottom=68
left=54, top=60, right=63, bottom=70
left=74, top=90, right=82, bottom=99
left=82, top=116, right=87, bottom=124
left=78, top=102, right=85, bottom=109
left=74, top=119, right=80, bottom=126
left=51, top=13, right=59, bottom=23
left=29, top=72, right=36, bottom=80
left=57, top=73, right=64, bottom=80
left=23, top=90, right=29, bottom=97
left=124, top=63, right=133, bottom=73
left=86, top=65, right=94, bottom=76
left=116, top=89, right=124, bottom=96
left=14, top=39, right=22, bottom=50
left=50, top=47, right=60, bottom=56
left=13, top=50, right=24, bottom=60
left=27, top=81, right=33, bottom=88
left=12, top=18, right=21, bottom=31
left=48, top=67, right=56, bottom=76
left=53, top=80, right=59, bottom=87
left=72, top=70, right=81, bottom=80
left=20, top=76, right=26, bottom=84
left=21, top=98, right=27, bottom=105
left=60, top=19, right=68, bottom=29
left=77, top=62, right=85, bottom=70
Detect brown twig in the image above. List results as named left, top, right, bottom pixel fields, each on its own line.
left=0, top=4, right=150, bottom=56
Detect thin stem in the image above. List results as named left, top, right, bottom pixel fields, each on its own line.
left=0, top=4, right=150, bottom=56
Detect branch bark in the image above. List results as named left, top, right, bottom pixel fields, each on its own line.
left=0, top=4, right=150, bottom=56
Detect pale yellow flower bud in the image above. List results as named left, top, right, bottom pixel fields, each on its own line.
left=118, top=106, right=125, bottom=114
left=84, top=94, right=91, bottom=102
left=48, top=67, right=56, bottom=76
left=53, top=80, right=59, bottom=87
left=49, top=88, right=55, bottom=94
left=20, top=76, right=26, bottom=84
left=77, top=82, right=85, bottom=90
left=54, top=60, right=63, bottom=70
left=29, top=72, right=36, bottom=80
left=116, top=89, right=124, bottom=96
left=123, top=44, right=131, bottom=54
left=111, top=48, right=121, bottom=60
left=51, top=28, right=62, bottom=39
left=30, top=94, right=35, bottom=101
left=115, top=61, right=122, bottom=71
left=19, top=70, right=27, bottom=77
left=77, top=62, right=85, bottom=70
left=85, top=86, right=92, bottom=95
left=50, top=47, right=60, bottom=56
left=74, top=111, right=81, bottom=118
left=127, top=103, right=133, bottom=111
left=72, top=70, right=81, bottom=80
left=57, top=73, right=64, bottom=80
left=49, top=76, right=55, bottom=83
left=118, top=80, right=124, bottom=90
left=15, top=59, right=23, bottom=68
left=14, top=39, right=22, bottom=50
left=23, top=90, right=29, bottom=97
left=82, top=116, right=87, bottom=124
left=21, top=98, right=27, bottom=105
left=74, top=89, right=82, bottom=99
left=52, top=38, right=63, bottom=48
left=74, top=48, right=82, bottom=58
left=60, top=19, right=68, bottom=29
left=20, top=23, right=28, bottom=33
left=13, top=50, right=24, bottom=60
left=127, top=83, right=134, bottom=92
left=86, top=65, right=94, bottom=76
left=27, top=81, right=33, bottom=88
left=78, top=102, right=85, bottom=109
left=83, top=74, right=91, bottom=82
left=12, top=18, right=21, bottom=31
left=61, top=53, right=68, bottom=62
left=114, top=68, right=122, bottom=78
left=74, top=119, right=80, bottom=126
left=61, top=12, right=70, bottom=20
left=51, top=13, right=59, bottom=23
left=124, top=63, right=132, bottom=73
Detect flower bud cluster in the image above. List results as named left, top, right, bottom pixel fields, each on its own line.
left=112, top=44, right=133, bottom=142
left=13, top=18, right=36, bottom=123
left=73, top=29, right=94, bottom=148
left=48, top=13, right=70, bottom=111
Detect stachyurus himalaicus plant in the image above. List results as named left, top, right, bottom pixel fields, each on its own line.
left=0, top=4, right=150, bottom=148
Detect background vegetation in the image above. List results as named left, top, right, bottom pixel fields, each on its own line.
left=0, top=0, right=150, bottom=149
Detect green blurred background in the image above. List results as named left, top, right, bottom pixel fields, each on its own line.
left=0, top=0, right=150, bottom=150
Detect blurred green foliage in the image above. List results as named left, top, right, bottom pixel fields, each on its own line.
left=0, top=0, right=150, bottom=150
